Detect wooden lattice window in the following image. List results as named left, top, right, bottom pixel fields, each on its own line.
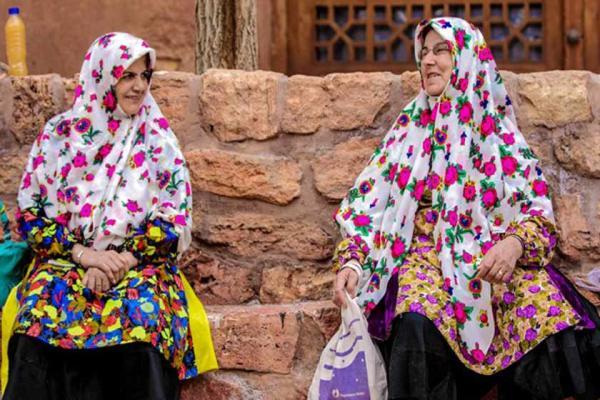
left=287, top=0, right=562, bottom=75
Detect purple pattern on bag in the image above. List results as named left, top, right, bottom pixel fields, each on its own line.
left=319, top=351, right=371, bottom=400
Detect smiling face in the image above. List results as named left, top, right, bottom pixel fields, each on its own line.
left=114, top=55, right=152, bottom=116
left=420, top=29, right=453, bottom=96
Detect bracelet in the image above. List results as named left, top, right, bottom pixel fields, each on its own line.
left=507, top=234, right=525, bottom=256
left=75, top=248, right=85, bottom=264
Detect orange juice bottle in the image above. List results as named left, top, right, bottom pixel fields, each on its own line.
left=4, top=7, right=28, bottom=76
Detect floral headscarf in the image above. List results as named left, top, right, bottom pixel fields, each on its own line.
left=18, top=32, right=192, bottom=253
left=335, top=18, right=554, bottom=355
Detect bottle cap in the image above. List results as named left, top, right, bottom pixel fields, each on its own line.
left=8, top=7, right=20, bottom=15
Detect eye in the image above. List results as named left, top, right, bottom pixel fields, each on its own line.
left=141, top=69, right=154, bottom=82
left=121, top=72, right=135, bottom=81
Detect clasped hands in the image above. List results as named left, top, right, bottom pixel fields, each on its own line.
left=72, top=243, right=138, bottom=292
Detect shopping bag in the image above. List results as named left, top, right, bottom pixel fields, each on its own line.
left=308, top=291, right=388, bottom=400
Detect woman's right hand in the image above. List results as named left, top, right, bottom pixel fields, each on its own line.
left=333, top=267, right=359, bottom=308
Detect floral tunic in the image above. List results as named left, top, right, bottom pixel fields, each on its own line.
left=334, top=182, right=581, bottom=374
left=12, top=208, right=198, bottom=380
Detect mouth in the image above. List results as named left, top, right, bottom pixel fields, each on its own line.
left=125, top=95, right=142, bottom=102
left=426, top=72, right=442, bottom=80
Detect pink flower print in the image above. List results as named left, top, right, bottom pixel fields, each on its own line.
left=501, top=132, right=515, bottom=145
left=462, top=250, right=473, bottom=263
left=481, top=187, right=498, bottom=209
left=106, top=219, right=116, bottom=226
left=107, top=117, right=121, bottom=134
left=455, top=28, right=466, bottom=49
left=458, top=101, right=473, bottom=123
left=397, top=166, right=411, bottom=190
left=186, top=182, right=192, bottom=196
left=158, top=170, right=171, bottom=189
left=412, top=179, right=426, bottom=201
left=22, top=173, right=31, bottom=189
left=174, top=158, right=183, bottom=165
left=80, top=203, right=92, bottom=217
left=478, top=47, right=493, bottom=62
left=125, top=200, right=142, bottom=214
left=56, top=119, right=71, bottom=137
left=447, top=209, right=458, bottom=226
left=427, top=172, right=441, bottom=190
left=74, top=118, right=91, bottom=134
left=85, top=173, right=95, bottom=181
left=501, top=156, right=518, bottom=176
left=111, top=65, right=124, bottom=79
left=483, top=159, right=496, bottom=177
left=547, top=306, right=561, bottom=317
left=481, top=240, right=494, bottom=254
left=55, top=212, right=70, bottom=226
left=353, top=214, right=371, bottom=227
left=454, top=302, right=467, bottom=324
left=439, top=101, right=452, bottom=116
left=391, top=237, right=405, bottom=259
left=444, top=165, right=459, bottom=186
left=458, top=76, right=469, bottom=93
left=95, top=143, right=113, bottom=163
left=471, top=348, right=485, bottom=364
left=419, top=109, right=432, bottom=127
left=156, top=118, right=169, bottom=130
left=59, top=163, right=70, bottom=180
left=532, top=179, right=548, bottom=197
left=174, top=215, right=187, bottom=225
left=39, top=184, right=48, bottom=197
left=74, top=84, right=83, bottom=100
left=73, top=151, right=88, bottom=168
left=422, top=137, right=432, bottom=154
left=102, top=90, right=116, bottom=112
left=480, top=115, right=497, bottom=137
left=131, top=151, right=146, bottom=168
left=32, top=155, right=44, bottom=170
left=106, top=164, right=116, bottom=178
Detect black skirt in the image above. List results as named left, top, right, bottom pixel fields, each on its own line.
left=379, top=296, right=600, bottom=400
left=3, top=334, right=180, bottom=400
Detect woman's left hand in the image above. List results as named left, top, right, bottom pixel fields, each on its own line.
left=476, top=236, right=523, bottom=284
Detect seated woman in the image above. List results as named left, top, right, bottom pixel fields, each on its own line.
left=332, top=17, right=600, bottom=400
left=1, top=32, right=217, bottom=400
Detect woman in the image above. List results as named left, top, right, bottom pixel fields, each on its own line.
left=1, top=32, right=217, bottom=399
left=332, top=18, right=600, bottom=400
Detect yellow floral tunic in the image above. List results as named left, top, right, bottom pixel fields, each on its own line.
left=334, top=183, right=582, bottom=374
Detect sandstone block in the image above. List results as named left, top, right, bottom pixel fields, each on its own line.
left=312, top=137, right=381, bottom=201
left=9, top=74, right=65, bottom=145
left=186, top=149, right=302, bottom=205
left=199, top=69, right=283, bottom=142
left=517, top=71, right=592, bottom=128
left=324, top=72, right=393, bottom=130
left=195, top=212, right=334, bottom=261
left=259, top=263, right=334, bottom=303
left=281, top=75, right=328, bottom=134
left=554, top=124, right=600, bottom=178
left=150, top=71, right=196, bottom=140
left=554, top=194, right=600, bottom=261
left=0, top=152, right=28, bottom=195
left=180, top=248, right=259, bottom=305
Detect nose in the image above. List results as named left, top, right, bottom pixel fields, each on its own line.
left=132, top=75, right=147, bottom=93
left=422, top=52, right=436, bottom=65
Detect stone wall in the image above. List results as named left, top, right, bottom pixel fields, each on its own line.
left=0, top=69, right=599, bottom=399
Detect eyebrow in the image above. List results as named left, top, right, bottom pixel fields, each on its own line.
left=421, top=41, right=447, bottom=48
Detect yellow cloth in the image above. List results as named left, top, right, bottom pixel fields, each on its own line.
left=1, top=272, right=217, bottom=394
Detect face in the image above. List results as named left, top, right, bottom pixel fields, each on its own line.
left=114, top=56, right=152, bottom=116
left=420, top=29, right=453, bottom=96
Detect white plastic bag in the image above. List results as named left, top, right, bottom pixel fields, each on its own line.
left=308, top=292, right=388, bottom=400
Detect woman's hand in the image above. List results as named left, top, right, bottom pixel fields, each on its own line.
left=333, top=267, right=359, bottom=308
left=76, top=246, right=138, bottom=285
left=82, top=267, right=111, bottom=292
left=476, top=236, right=523, bottom=284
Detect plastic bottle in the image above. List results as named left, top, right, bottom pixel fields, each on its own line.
left=4, top=7, right=28, bottom=76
